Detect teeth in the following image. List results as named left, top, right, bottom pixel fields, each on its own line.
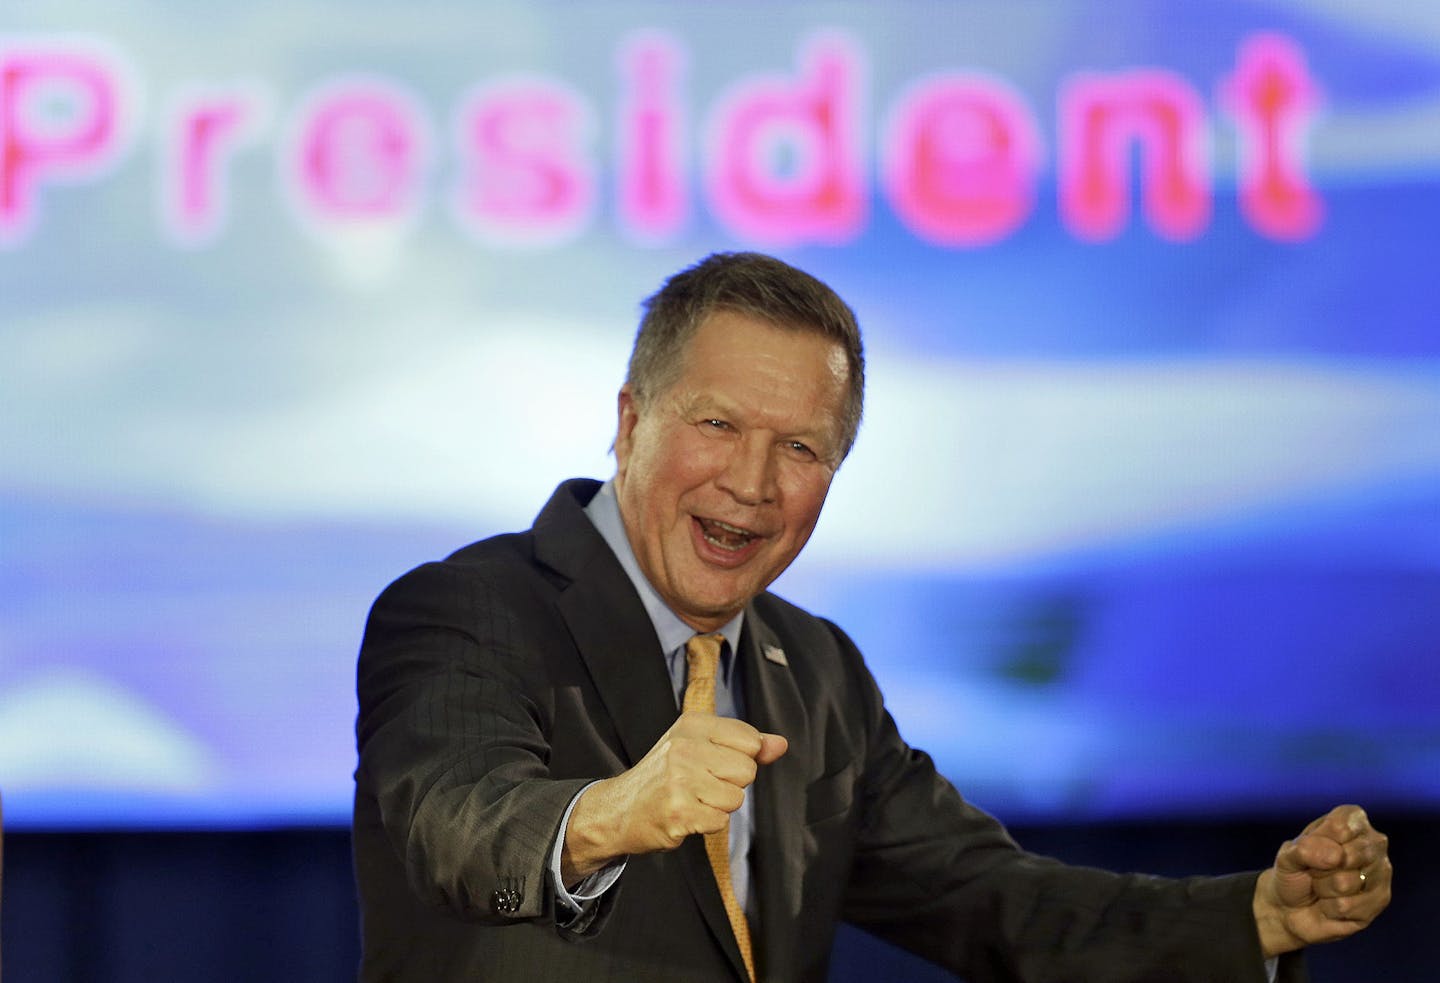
left=699, top=517, right=756, bottom=551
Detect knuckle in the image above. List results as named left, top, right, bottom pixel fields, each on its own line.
left=660, top=806, right=691, bottom=843
left=662, top=788, right=690, bottom=818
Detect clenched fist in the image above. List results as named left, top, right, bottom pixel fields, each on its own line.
left=561, top=712, right=788, bottom=885
left=1253, top=805, right=1392, bottom=958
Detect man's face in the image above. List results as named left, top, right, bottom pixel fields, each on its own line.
left=614, top=310, right=849, bottom=632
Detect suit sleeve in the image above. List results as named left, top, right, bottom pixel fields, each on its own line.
left=354, top=559, right=611, bottom=934
left=826, top=621, right=1307, bottom=983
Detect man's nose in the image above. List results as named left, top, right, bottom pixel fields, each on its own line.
left=717, top=435, right=776, bottom=505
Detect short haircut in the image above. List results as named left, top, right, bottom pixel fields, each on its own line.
left=625, top=252, right=865, bottom=458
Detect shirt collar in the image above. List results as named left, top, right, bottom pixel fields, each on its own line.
left=583, top=479, right=744, bottom=666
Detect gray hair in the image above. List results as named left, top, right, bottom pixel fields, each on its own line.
left=624, top=252, right=865, bottom=458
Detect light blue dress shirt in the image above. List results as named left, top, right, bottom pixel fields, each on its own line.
left=548, top=479, right=753, bottom=918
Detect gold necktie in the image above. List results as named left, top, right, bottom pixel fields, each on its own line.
left=683, top=633, right=756, bottom=982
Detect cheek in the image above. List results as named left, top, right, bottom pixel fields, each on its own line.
left=664, top=430, right=726, bottom=486
left=627, top=427, right=710, bottom=506
left=619, top=419, right=668, bottom=483
left=779, top=473, right=832, bottom=533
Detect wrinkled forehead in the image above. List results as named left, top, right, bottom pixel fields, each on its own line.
left=674, top=314, right=849, bottom=430
left=681, top=309, right=850, bottom=376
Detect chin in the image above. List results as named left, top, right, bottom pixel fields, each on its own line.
left=677, top=587, right=750, bottom=624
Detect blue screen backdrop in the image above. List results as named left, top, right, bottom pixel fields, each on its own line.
left=2, top=0, right=1437, bottom=828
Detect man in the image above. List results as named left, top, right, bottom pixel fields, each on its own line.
left=353, top=252, right=1391, bottom=981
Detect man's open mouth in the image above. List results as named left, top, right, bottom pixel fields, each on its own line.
left=696, top=517, right=759, bottom=552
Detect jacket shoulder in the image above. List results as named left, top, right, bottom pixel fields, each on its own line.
left=752, top=590, right=857, bottom=657
left=377, top=476, right=604, bottom=602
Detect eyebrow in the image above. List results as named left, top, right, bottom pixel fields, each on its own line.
left=675, top=390, right=842, bottom=459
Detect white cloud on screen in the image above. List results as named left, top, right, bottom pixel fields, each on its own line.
left=1275, top=0, right=1440, bottom=44
left=172, top=316, right=629, bottom=526
left=6, top=301, right=1439, bottom=573
left=0, top=670, right=216, bottom=792
left=1315, top=99, right=1440, bottom=178
left=809, top=355, right=1440, bottom=570
left=1262, top=0, right=1440, bottom=178
left=190, top=347, right=1440, bottom=571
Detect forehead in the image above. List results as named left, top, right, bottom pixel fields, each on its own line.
left=679, top=309, right=847, bottom=376
left=669, top=310, right=849, bottom=424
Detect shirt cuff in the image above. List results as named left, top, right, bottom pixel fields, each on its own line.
left=1265, top=956, right=1278, bottom=983
left=549, top=781, right=627, bottom=916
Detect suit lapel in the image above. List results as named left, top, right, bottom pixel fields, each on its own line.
left=554, top=569, right=678, bottom=767
left=741, top=604, right=809, bottom=982
left=674, top=830, right=751, bottom=980
left=536, top=480, right=678, bottom=766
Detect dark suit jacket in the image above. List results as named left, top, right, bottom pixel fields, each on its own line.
left=354, top=479, right=1304, bottom=982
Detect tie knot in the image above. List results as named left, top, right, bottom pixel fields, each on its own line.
left=685, top=633, right=723, bottom=680
left=682, top=634, right=724, bottom=715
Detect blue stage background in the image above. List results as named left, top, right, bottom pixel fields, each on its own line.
left=3, top=0, right=1437, bottom=837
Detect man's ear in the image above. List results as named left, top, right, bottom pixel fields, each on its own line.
left=613, top=385, right=639, bottom=468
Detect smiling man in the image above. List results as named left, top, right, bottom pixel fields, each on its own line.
left=353, top=252, right=1390, bottom=982
left=615, top=307, right=849, bottom=631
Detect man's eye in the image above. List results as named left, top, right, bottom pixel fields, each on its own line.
left=700, top=419, right=731, bottom=432
left=784, top=440, right=816, bottom=460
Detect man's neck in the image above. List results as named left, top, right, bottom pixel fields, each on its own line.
left=582, top=478, right=744, bottom=659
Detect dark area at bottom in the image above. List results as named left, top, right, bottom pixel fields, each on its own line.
left=3, top=814, right=1433, bottom=982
